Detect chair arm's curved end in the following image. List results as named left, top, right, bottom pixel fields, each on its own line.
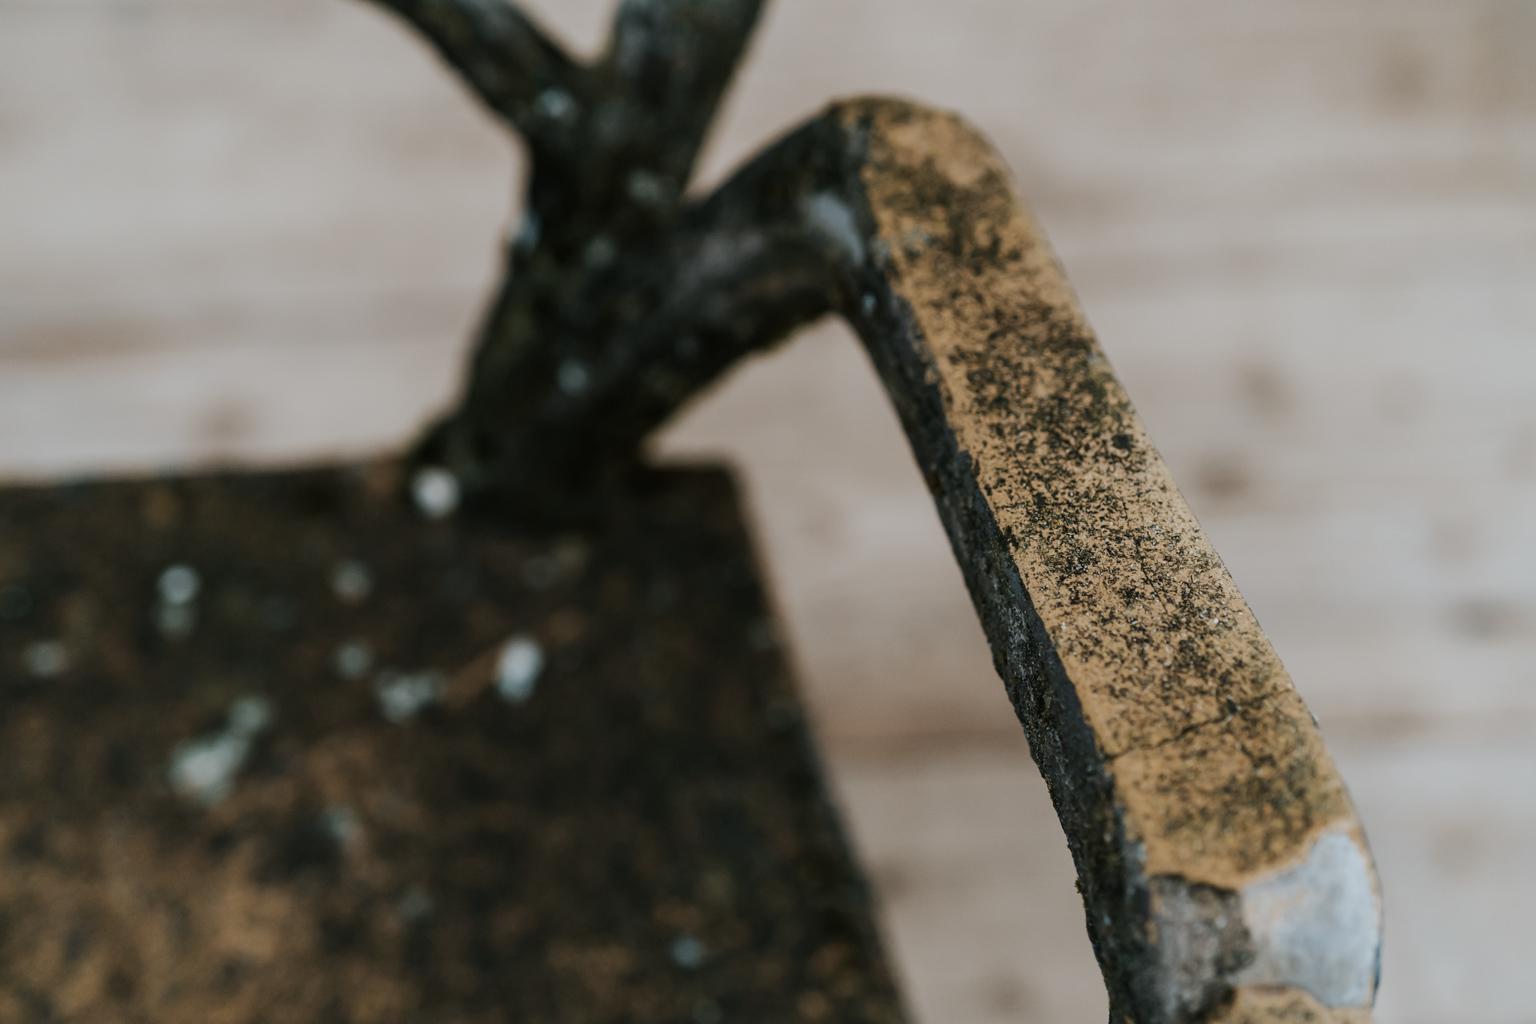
left=824, top=97, right=1382, bottom=1022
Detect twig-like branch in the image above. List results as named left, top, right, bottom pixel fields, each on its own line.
left=364, top=0, right=771, bottom=437
left=428, top=209, right=838, bottom=499
left=425, top=112, right=848, bottom=497
left=366, top=0, right=582, bottom=151
left=599, top=0, right=766, bottom=190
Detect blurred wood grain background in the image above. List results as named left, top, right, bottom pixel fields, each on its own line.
left=3, top=1, right=1533, bottom=1020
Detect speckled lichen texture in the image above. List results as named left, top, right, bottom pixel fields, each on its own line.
left=837, top=99, right=1380, bottom=1022
left=0, top=466, right=906, bottom=1023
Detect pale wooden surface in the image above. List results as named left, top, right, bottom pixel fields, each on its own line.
left=3, top=1, right=1534, bottom=1021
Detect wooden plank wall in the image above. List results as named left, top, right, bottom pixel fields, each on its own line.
left=3, top=2, right=1533, bottom=1020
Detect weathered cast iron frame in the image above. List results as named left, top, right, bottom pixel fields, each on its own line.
left=366, top=1, right=1383, bottom=1020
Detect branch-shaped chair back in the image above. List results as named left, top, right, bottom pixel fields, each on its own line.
left=369, top=3, right=1383, bottom=1019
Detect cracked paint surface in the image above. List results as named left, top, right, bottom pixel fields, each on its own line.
left=842, top=99, right=1380, bottom=1020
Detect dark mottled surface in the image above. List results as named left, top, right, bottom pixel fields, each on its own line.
left=0, top=464, right=905, bottom=1023
left=837, top=101, right=1376, bottom=1022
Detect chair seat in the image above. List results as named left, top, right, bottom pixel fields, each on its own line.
left=0, top=463, right=905, bottom=1023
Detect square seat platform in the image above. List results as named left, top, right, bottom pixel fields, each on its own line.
left=0, top=463, right=906, bottom=1023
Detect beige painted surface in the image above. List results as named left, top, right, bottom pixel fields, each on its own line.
left=2, top=1, right=1534, bottom=1021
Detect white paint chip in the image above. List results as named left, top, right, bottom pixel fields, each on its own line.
left=376, top=671, right=444, bottom=723
left=411, top=467, right=460, bottom=520
left=584, top=235, right=617, bottom=268
left=227, top=695, right=274, bottom=737
left=626, top=169, right=667, bottom=206
left=22, top=639, right=69, bottom=679
left=168, top=694, right=274, bottom=806
left=157, top=564, right=201, bottom=606
left=514, top=210, right=541, bottom=251
left=558, top=358, right=591, bottom=395
left=331, top=559, right=373, bottom=604
left=533, top=87, right=577, bottom=123
left=802, top=191, right=866, bottom=264
left=495, top=636, right=544, bottom=704
left=169, top=732, right=252, bottom=807
left=670, top=934, right=707, bottom=970
left=321, top=805, right=361, bottom=846
left=333, top=640, right=374, bottom=680
left=1235, top=828, right=1381, bottom=1007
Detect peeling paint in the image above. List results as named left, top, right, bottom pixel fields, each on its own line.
left=495, top=635, right=543, bottom=704
left=375, top=670, right=444, bottom=723
left=168, top=695, right=273, bottom=806
left=802, top=190, right=865, bottom=264
left=21, top=639, right=68, bottom=679
left=411, top=467, right=460, bottom=520
left=1235, top=828, right=1381, bottom=1008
